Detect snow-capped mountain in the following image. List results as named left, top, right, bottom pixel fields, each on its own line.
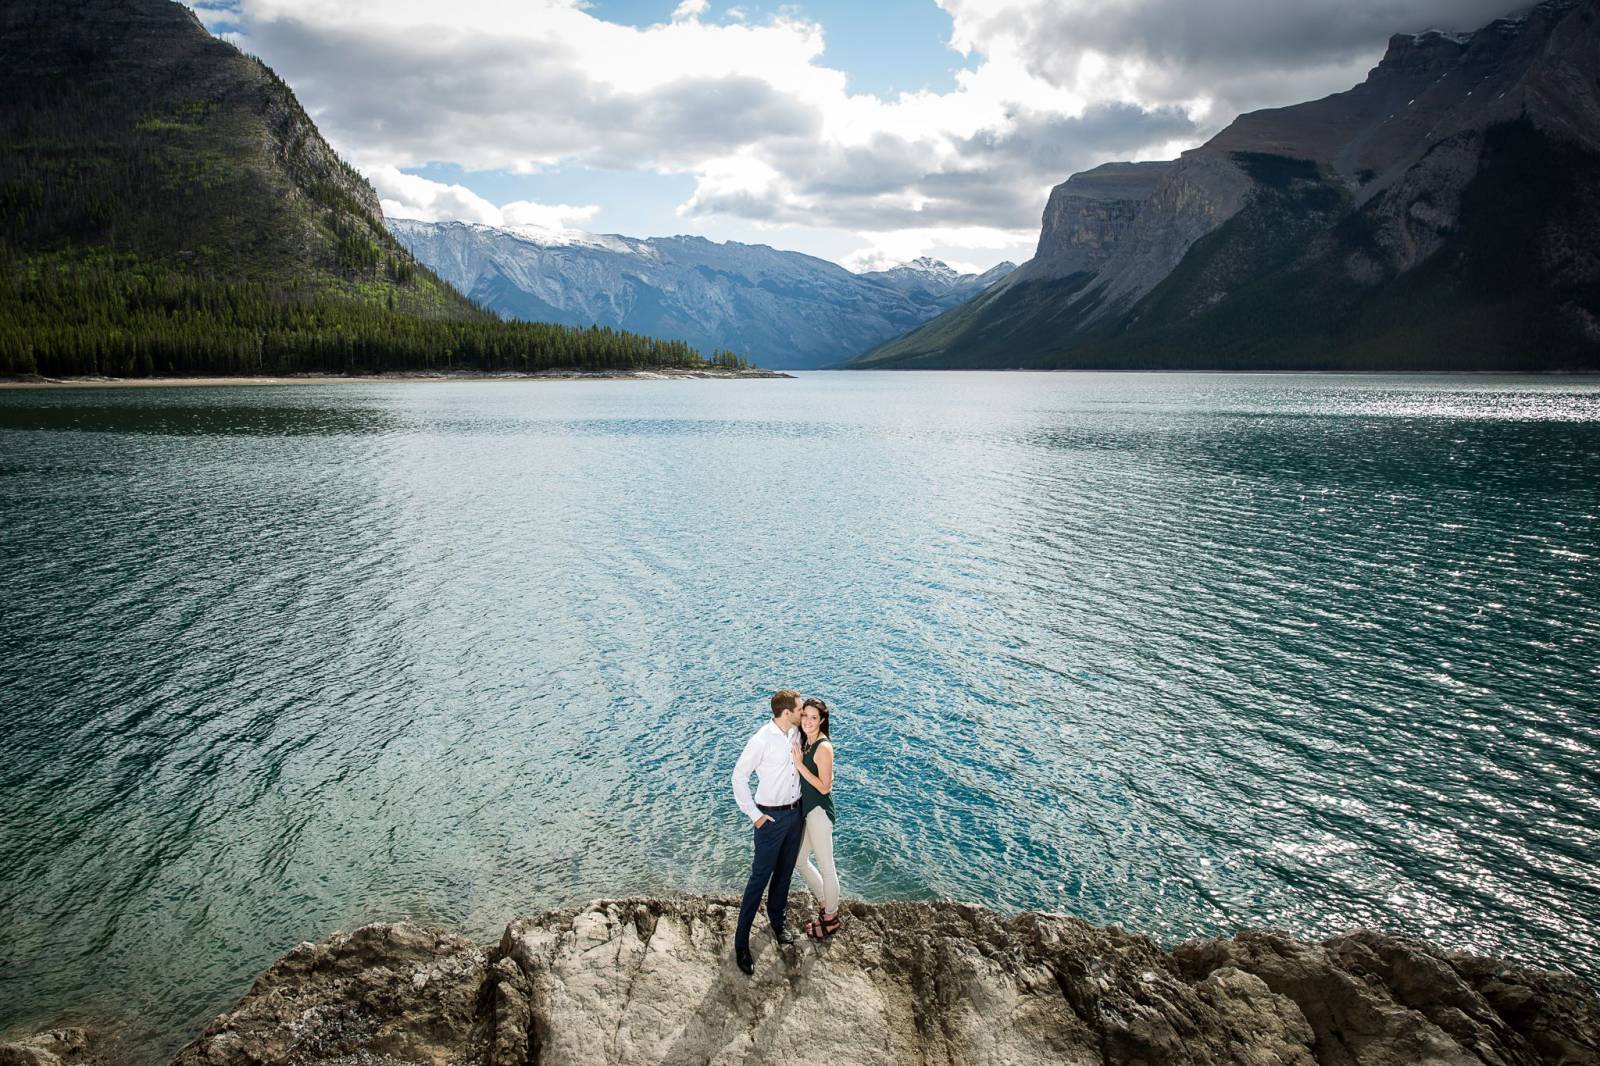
left=387, top=219, right=1014, bottom=370
left=861, top=257, right=1016, bottom=303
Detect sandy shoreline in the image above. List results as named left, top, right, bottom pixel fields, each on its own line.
left=0, top=368, right=793, bottom=389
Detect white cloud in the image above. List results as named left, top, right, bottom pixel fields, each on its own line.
left=842, top=226, right=1033, bottom=273
left=370, top=165, right=500, bottom=223
left=189, top=2, right=239, bottom=30
left=226, top=0, right=1512, bottom=268
left=370, top=165, right=599, bottom=229
left=499, top=199, right=602, bottom=229
left=228, top=0, right=1176, bottom=245
left=670, top=0, right=709, bottom=22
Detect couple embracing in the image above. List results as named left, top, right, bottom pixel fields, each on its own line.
left=729, top=689, right=840, bottom=975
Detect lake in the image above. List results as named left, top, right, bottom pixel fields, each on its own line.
left=2, top=372, right=1597, bottom=1060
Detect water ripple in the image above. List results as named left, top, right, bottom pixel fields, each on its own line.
left=0, top=373, right=1597, bottom=1062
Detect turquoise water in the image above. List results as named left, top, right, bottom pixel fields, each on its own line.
left=1, top=372, right=1597, bottom=1058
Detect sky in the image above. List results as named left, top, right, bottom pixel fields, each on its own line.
left=193, top=0, right=1521, bottom=273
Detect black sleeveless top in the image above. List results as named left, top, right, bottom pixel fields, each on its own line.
left=801, top=739, right=835, bottom=823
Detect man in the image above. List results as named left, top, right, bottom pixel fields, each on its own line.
left=729, top=688, right=805, bottom=975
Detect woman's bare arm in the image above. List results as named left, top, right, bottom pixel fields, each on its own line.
left=814, top=742, right=833, bottom=793
left=791, top=740, right=834, bottom=793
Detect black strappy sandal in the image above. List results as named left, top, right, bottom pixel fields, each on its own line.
left=819, top=911, right=842, bottom=937
left=804, top=907, right=827, bottom=939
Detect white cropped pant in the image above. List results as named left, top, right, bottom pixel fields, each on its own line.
left=798, top=807, right=840, bottom=914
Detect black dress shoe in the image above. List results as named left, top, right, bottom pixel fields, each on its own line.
left=735, top=947, right=754, bottom=975
left=771, top=926, right=798, bottom=945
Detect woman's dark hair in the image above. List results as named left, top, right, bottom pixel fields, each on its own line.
left=801, top=697, right=829, bottom=745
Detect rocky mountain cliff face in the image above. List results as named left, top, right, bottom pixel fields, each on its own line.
left=7, top=896, right=1595, bottom=1066
left=854, top=0, right=1600, bottom=370
left=1015, top=162, right=1178, bottom=284
left=389, top=220, right=1013, bottom=370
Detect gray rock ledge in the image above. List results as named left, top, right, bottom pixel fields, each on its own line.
left=6, top=896, right=1597, bottom=1066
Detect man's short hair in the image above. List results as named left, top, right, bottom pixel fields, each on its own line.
left=771, top=689, right=801, bottom=716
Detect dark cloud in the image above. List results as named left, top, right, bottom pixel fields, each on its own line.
left=955, top=102, right=1197, bottom=172
left=951, top=0, right=1527, bottom=119
left=582, top=77, right=821, bottom=169
left=765, top=134, right=934, bottom=199
left=1045, top=0, right=1515, bottom=67
left=683, top=102, right=1198, bottom=231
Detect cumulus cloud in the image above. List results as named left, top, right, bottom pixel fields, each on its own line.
left=681, top=100, right=1199, bottom=234
left=371, top=166, right=599, bottom=229
left=499, top=200, right=602, bottom=229
left=843, top=227, right=1028, bottom=273
left=224, top=0, right=1520, bottom=268
left=225, top=0, right=1184, bottom=249
left=234, top=1, right=832, bottom=172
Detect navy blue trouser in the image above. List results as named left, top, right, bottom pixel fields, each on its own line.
left=734, top=804, right=805, bottom=953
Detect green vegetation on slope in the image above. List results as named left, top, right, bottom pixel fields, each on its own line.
left=847, top=274, right=1105, bottom=369
left=0, top=0, right=716, bottom=377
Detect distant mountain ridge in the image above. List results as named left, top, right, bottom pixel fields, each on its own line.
left=388, top=219, right=1014, bottom=370
left=863, top=256, right=1017, bottom=302
left=854, top=0, right=1600, bottom=370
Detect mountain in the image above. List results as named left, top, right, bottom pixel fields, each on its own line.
left=388, top=219, right=1014, bottom=370
left=0, top=0, right=710, bottom=377
left=861, top=256, right=1018, bottom=306
left=853, top=0, right=1600, bottom=371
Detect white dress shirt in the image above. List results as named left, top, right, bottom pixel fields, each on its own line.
left=731, top=719, right=801, bottom=824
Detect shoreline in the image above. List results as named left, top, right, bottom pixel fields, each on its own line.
left=0, top=367, right=793, bottom=389
left=8, top=369, right=1596, bottom=388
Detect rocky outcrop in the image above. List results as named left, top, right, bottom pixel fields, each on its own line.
left=994, top=153, right=1253, bottom=336
left=1016, top=161, right=1175, bottom=283
left=854, top=0, right=1600, bottom=370
left=16, top=896, right=1582, bottom=1066
left=1079, top=152, right=1255, bottom=316
left=0, top=1028, right=109, bottom=1066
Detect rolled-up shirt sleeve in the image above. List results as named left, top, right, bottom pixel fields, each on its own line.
left=731, top=731, right=764, bottom=824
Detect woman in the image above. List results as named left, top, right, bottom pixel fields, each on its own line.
left=791, top=696, right=840, bottom=938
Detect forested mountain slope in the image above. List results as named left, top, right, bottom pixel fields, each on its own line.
left=0, top=0, right=708, bottom=376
